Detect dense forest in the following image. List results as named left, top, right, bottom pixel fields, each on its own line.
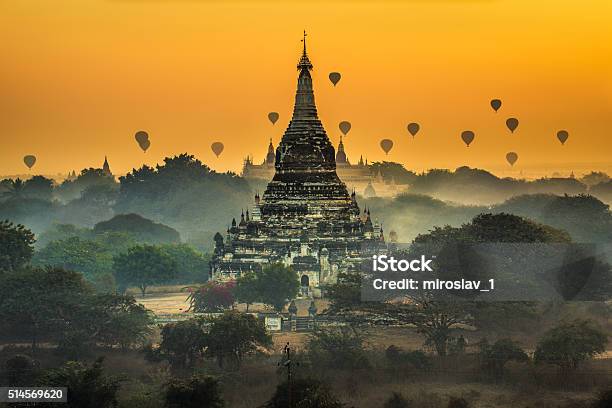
left=1, top=155, right=611, bottom=407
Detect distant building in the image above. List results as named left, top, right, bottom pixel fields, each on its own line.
left=211, top=34, right=387, bottom=297
left=102, top=156, right=112, bottom=177
left=242, top=138, right=406, bottom=197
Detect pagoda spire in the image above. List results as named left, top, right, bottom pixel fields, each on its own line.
left=262, top=31, right=350, bottom=203
left=102, top=156, right=112, bottom=176
left=298, top=30, right=313, bottom=71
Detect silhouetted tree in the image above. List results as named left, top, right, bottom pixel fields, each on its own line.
left=0, top=220, right=35, bottom=271
left=113, top=245, right=177, bottom=296
left=94, top=213, right=180, bottom=244
left=0, top=266, right=91, bottom=349
left=1, top=178, right=26, bottom=201
left=383, top=392, right=412, bottom=408
left=23, top=176, right=54, bottom=201
left=33, top=236, right=114, bottom=281
left=447, top=397, right=469, bottom=408
left=115, top=154, right=251, bottom=246
left=4, top=354, right=39, bottom=386
left=204, top=311, right=271, bottom=369
left=160, top=243, right=209, bottom=283
left=478, top=338, right=528, bottom=379
left=158, top=319, right=207, bottom=368
left=234, top=272, right=259, bottom=311
left=164, top=375, right=224, bottom=408
left=56, top=168, right=116, bottom=202
left=306, top=327, right=370, bottom=370
left=534, top=319, right=607, bottom=372
left=41, top=358, right=121, bottom=408
left=255, top=263, right=300, bottom=311
left=264, top=378, right=344, bottom=408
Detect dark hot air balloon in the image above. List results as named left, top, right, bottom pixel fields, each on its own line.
left=23, top=155, right=36, bottom=169
left=407, top=122, right=420, bottom=137
left=211, top=142, right=224, bottom=157
left=268, top=112, right=279, bottom=125
left=461, top=131, right=475, bottom=147
left=506, top=118, right=519, bottom=133
left=141, top=139, right=151, bottom=152
left=135, top=131, right=148, bottom=145
left=339, top=121, right=351, bottom=136
left=490, top=99, right=502, bottom=112
left=329, top=72, right=341, bottom=86
left=506, top=152, right=518, bottom=166
left=135, top=131, right=150, bottom=152
left=557, top=130, right=569, bottom=145
left=380, top=139, right=393, bottom=155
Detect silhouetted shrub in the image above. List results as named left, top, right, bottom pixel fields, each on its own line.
left=448, top=397, right=469, bottom=408
left=383, top=392, right=412, bottom=408
left=385, top=345, right=430, bottom=369
left=5, top=354, right=38, bottom=386
left=306, top=328, right=370, bottom=370
left=593, top=389, right=612, bottom=408
left=264, top=378, right=343, bottom=408
left=164, top=375, right=224, bottom=408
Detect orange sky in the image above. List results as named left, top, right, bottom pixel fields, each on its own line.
left=1, top=0, right=611, bottom=178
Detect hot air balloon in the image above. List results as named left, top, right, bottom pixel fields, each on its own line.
left=329, top=72, right=341, bottom=86
left=506, top=118, right=519, bottom=133
left=23, top=155, right=36, bottom=169
left=135, top=131, right=150, bottom=152
left=557, top=130, right=569, bottom=145
left=506, top=152, right=518, bottom=166
left=380, top=139, right=393, bottom=155
left=407, top=122, right=420, bottom=137
left=339, top=121, right=351, bottom=136
left=268, top=112, right=279, bottom=125
left=211, top=142, right=224, bottom=157
left=461, top=131, right=475, bottom=147
left=490, top=99, right=502, bottom=112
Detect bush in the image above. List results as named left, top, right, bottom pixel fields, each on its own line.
left=448, top=397, right=469, bottom=408
left=478, top=338, right=528, bottom=379
left=384, top=392, right=412, bottom=408
left=4, top=354, right=39, bottom=386
left=385, top=345, right=430, bottom=369
left=593, top=389, right=612, bottom=408
left=40, top=358, right=122, bottom=408
left=306, top=328, right=370, bottom=370
left=263, top=378, right=344, bottom=408
left=164, top=375, right=224, bottom=408
left=187, top=281, right=235, bottom=312
left=158, top=319, right=207, bottom=368
left=534, top=319, right=607, bottom=371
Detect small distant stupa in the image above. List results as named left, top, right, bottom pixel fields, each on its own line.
left=102, top=156, right=112, bottom=176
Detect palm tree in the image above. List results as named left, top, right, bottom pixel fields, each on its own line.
left=2, top=178, right=26, bottom=200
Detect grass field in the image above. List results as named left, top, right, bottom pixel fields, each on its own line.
left=113, top=289, right=612, bottom=406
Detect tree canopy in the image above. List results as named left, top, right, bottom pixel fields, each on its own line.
left=0, top=220, right=35, bottom=271
left=534, top=319, right=608, bottom=370
left=187, top=281, right=235, bottom=312
left=203, top=311, right=272, bottom=369
left=113, top=244, right=178, bottom=296
left=252, top=263, right=300, bottom=311
left=94, top=213, right=180, bottom=244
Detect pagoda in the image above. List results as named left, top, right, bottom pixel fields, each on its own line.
left=210, top=32, right=386, bottom=297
